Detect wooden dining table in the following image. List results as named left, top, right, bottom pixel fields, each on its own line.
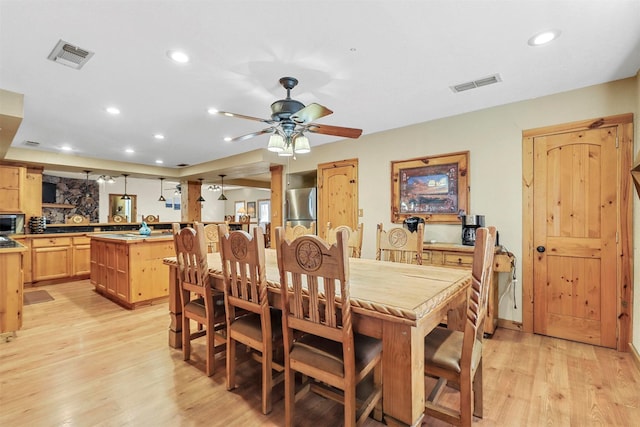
left=163, top=249, right=471, bottom=427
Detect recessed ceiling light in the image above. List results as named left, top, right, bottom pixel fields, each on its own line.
left=106, top=106, right=120, bottom=115
left=167, top=50, right=189, bottom=63
left=528, top=29, right=561, bottom=46
left=154, top=134, right=165, bottom=140
left=155, top=159, right=163, bottom=164
left=125, top=148, right=134, bottom=154
left=61, top=145, right=73, bottom=151
left=223, top=137, right=232, bottom=142
left=207, top=108, right=218, bottom=115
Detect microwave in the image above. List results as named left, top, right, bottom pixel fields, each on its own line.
left=0, top=214, right=25, bottom=235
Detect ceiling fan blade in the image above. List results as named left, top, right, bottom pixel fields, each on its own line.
left=218, top=111, right=275, bottom=124
left=306, top=123, right=362, bottom=139
left=230, top=127, right=275, bottom=142
left=290, top=103, right=333, bottom=124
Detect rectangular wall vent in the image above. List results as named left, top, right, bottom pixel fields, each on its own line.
left=23, top=140, right=40, bottom=147
left=47, top=39, right=94, bottom=70
left=451, top=73, right=502, bottom=93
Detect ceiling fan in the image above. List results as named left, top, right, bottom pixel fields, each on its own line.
left=218, top=77, right=362, bottom=153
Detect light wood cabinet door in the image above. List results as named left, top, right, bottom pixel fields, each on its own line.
left=0, top=165, right=25, bottom=212
left=72, top=237, right=91, bottom=276
left=32, top=246, right=72, bottom=281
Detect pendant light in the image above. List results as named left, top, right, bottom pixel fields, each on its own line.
left=197, top=178, right=205, bottom=202
left=218, top=174, right=227, bottom=201
left=83, top=170, right=91, bottom=198
left=121, top=174, right=131, bottom=200
left=158, top=177, right=166, bottom=202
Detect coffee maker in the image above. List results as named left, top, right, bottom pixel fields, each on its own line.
left=461, top=214, right=485, bottom=246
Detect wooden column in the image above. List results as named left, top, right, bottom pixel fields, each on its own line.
left=269, top=165, right=283, bottom=245
left=180, top=180, right=202, bottom=223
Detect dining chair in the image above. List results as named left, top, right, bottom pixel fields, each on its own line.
left=375, top=222, right=424, bottom=264
left=142, top=214, right=159, bottom=223
left=218, top=224, right=284, bottom=415
left=172, top=222, right=226, bottom=376
left=325, top=222, right=364, bottom=258
left=422, top=226, right=496, bottom=426
left=65, top=214, right=90, bottom=224
left=275, top=227, right=383, bottom=427
left=284, top=221, right=316, bottom=240
left=109, top=213, right=127, bottom=223
left=203, top=223, right=220, bottom=253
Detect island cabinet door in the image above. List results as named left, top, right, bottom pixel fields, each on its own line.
left=90, top=240, right=106, bottom=291
left=129, top=241, right=174, bottom=303
left=31, top=237, right=72, bottom=281
left=115, top=244, right=129, bottom=302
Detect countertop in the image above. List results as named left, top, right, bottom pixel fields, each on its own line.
left=90, top=233, right=174, bottom=243
left=0, top=236, right=27, bottom=253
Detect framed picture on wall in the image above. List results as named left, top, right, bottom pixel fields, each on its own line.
left=391, top=151, right=469, bottom=224
left=246, top=201, right=256, bottom=217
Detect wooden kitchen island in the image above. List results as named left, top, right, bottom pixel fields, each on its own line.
left=90, top=233, right=174, bottom=309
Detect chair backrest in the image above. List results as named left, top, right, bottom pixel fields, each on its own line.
left=66, top=214, right=89, bottom=224
left=275, top=227, right=353, bottom=350
left=218, top=224, right=267, bottom=317
left=284, top=221, right=316, bottom=240
left=326, top=222, right=364, bottom=258
left=461, top=226, right=496, bottom=364
left=375, top=222, right=424, bottom=264
left=172, top=222, right=210, bottom=295
left=239, top=214, right=250, bottom=224
left=203, top=223, right=220, bottom=253
left=109, top=214, right=127, bottom=223
left=142, top=214, right=159, bottom=223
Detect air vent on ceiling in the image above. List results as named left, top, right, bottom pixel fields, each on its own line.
left=23, top=140, right=41, bottom=147
left=176, top=163, right=190, bottom=167
left=47, top=39, right=94, bottom=70
left=450, top=74, right=502, bottom=93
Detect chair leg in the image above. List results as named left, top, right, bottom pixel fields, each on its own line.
left=261, top=347, right=273, bottom=415
left=183, top=317, right=191, bottom=362
left=284, top=366, right=295, bottom=427
left=226, top=337, right=236, bottom=390
left=205, top=318, right=215, bottom=376
left=344, top=384, right=357, bottom=427
left=473, top=359, right=483, bottom=418
left=459, top=371, right=473, bottom=427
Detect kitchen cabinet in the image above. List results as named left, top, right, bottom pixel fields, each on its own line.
left=32, top=236, right=72, bottom=281
left=90, top=234, right=174, bottom=308
left=0, top=165, right=25, bottom=212
left=72, top=236, right=91, bottom=276
left=423, top=242, right=513, bottom=335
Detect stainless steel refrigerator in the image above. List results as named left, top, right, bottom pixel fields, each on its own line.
left=284, top=187, right=317, bottom=229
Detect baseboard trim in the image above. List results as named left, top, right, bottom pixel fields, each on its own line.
left=630, top=343, right=640, bottom=374
left=497, top=319, right=523, bottom=332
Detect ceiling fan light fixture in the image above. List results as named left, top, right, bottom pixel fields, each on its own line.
left=294, top=135, right=310, bottom=154
left=267, top=134, right=285, bottom=152
left=278, top=141, right=294, bottom=157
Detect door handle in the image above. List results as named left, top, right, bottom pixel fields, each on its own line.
left=536, top=246, right=545, bottom=253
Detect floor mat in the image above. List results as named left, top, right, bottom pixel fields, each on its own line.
left=23, top=290, right=55, bottom=305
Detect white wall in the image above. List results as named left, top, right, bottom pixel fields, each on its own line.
left=285, top=77, right=638, bottom=331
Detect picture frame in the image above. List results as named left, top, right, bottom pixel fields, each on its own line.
left=391, top=151, right=469, bottom=224
left=246, top=201, right=256, bottom=217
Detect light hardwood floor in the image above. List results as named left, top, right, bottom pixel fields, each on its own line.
left=1, top=280, right=638, bottom=426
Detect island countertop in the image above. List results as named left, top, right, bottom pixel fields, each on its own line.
left=89, top=233, right=173, bottom=243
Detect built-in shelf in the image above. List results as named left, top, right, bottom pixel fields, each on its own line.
left=42, top=203, right=74, bottom=209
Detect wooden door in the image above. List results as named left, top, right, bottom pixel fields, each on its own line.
left=523, top=114, right=633, bottom=351
left=317, top=159, right=358, bottom=238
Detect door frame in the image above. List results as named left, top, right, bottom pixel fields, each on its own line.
left=522, top=113, right=634, bottom=351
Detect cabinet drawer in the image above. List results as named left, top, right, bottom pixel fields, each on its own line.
left=442, top=252, right=474, bottom=268
left=31, top=237, right=72, bottom=248
left=73, top=236, right=91, bottom=245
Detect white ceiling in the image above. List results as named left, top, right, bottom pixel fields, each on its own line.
left=1, top=0, right=639, bottom=179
